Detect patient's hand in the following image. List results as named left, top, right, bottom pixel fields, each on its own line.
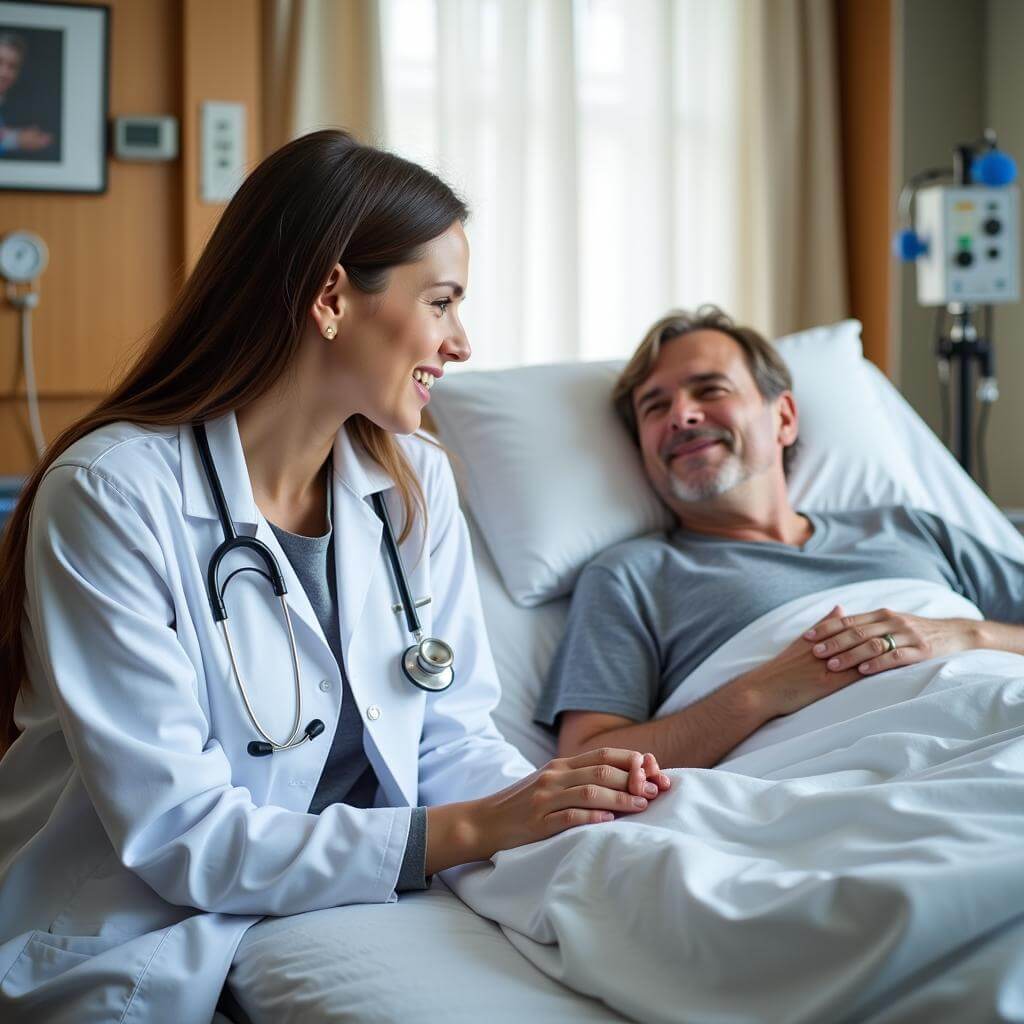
left=804, top=607, right=979, bottom=675
left=744, top=605, right=865, bottom=718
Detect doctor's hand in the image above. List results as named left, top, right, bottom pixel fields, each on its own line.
left=469, top=748, right=668, bottom=860
left=492, top=746, right=667, bottom=841
left=740, top=605, right=865, bottom=719
left=804, top=606, right=979, bottom=675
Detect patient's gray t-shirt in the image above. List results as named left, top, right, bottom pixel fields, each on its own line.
left=534, top=505, right=1024, bottom=730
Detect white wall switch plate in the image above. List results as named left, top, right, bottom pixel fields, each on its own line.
left=201, top=101, right=246, bottom=204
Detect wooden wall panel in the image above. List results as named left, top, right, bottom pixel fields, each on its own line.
left=0, top=0, right=181, bottom=471
left=181, top=0, right=263, bottom=271
left=0, top=397, right=101, bottom=475
left=836, top=0, right=894, bottom=373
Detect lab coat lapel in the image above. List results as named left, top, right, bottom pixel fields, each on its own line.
left=179, top=412, right=258, bottom=526
left=331, top=427, right=391, bottom=668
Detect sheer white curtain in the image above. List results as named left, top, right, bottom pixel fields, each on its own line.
left=265, top=0, right=848, bottom=370
left=263, top=0, right=383, bottom=151
left=378, top=0, right=848, bottom=370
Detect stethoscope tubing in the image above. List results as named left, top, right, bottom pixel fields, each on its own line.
left=195, top=423, right=311, bottom=753
left=191, top=421, right=455, bottom=757
left=372, top=492, right=423, bottom=639
left=219, top=604, right=303, bottom=748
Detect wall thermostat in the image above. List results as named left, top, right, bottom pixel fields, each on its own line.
left=113, top=116, right=179, bottom=162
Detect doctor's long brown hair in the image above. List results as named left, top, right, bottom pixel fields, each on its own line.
left=0, top=129, right=468, bottom=754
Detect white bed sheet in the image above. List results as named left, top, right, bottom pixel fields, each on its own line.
left=228, top=876, right=627, bottom=1024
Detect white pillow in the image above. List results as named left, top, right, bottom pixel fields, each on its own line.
left=431, top=320, right=926, bottom=607
left=779, top=320, right=928, bottom=514
left=430, top=361, right=671, bottom=606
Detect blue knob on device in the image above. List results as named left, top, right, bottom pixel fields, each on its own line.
left=971, top=149, right=1017, bottom=186
left=894, top=229, right=928, bottom=262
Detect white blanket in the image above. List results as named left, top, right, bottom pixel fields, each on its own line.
left=444, top=579, right=1024, bottom=1023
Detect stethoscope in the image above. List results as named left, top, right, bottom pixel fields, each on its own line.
left=192, top=424, right=455, bottom=758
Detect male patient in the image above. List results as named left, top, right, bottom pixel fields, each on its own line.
left=534, top=305, right=1024, bottom=767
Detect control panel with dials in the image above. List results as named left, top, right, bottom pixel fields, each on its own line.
left=914, top=185, right=1020, bottom=305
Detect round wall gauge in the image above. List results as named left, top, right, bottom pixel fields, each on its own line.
left=0, top=231, right=49, bottom=283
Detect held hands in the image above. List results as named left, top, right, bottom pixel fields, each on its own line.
left=478, top=749, right=671, bottom=857
left=804, top=606, right=978, bottom=675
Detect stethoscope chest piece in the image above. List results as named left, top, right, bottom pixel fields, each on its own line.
left=402, top=637, right=455, bottom=692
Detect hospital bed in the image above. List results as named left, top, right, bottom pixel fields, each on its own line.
left=226, top=320, right=1024, bottom=1023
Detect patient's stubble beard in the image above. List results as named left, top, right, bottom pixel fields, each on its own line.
left=667, top=448, right=748, bottom=502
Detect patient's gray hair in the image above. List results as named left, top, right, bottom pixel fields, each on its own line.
left=613, top=305, right=800, bottom=477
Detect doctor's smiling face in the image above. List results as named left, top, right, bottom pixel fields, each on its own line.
left=312, top=221, right=471, bottom=435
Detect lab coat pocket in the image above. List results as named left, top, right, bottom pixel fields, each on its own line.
left=1, top=930, right=124, bottom=996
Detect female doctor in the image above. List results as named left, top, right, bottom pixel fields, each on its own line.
left=0, top=130, right=669, bottom=1022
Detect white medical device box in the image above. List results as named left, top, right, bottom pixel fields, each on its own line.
left=112, top=116, right=179, bottom=161
left=914, top=185, right=1020, bottom=305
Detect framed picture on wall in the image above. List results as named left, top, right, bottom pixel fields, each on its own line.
left=0, top=1, right=109, bottom=193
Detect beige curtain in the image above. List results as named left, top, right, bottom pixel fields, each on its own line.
left=741, top=0, right=849, bottom=337
left=261, top=0, right=849, bottom=361
left=262, top=0, right=384, bottom=155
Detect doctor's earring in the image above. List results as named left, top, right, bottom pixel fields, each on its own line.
left=323, top=324, right=337, bottom=340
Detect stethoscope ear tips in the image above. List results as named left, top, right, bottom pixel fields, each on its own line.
left=247, top=719, right=326, bottom=757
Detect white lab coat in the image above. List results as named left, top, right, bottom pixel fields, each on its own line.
left=0, top=412, right=535, bottom=1023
